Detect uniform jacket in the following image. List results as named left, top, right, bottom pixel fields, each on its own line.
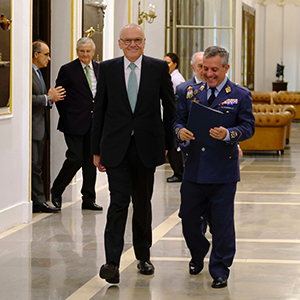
left=91, top=55, right=176, bottom=169
left=174, top=79, right=255, bottom=184
left=32, top=68, right=49, bottom=141
left=55, top=58, right=100, bottom=135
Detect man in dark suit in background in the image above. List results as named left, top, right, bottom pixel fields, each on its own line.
left=92, top=24, right=175, bottom=284
left=51, top=37, right=102, bottom=211
left=174, top=46, right=255, bottom=289
left=32, top=40, right=65, bottom=213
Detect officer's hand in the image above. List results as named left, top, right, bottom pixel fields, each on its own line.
left=209, top=126, right=227, bottom=140
left=48, top=85, right=66, bottom=102
left=93, top=155, right=106, bottom=172
left=179, top=128, right=195, bottom=141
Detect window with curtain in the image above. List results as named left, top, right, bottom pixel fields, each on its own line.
left=166, top=0, right=234, bottom=81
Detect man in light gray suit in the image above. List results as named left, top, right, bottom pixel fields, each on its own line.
left=32, top=40, right=65, bottom=213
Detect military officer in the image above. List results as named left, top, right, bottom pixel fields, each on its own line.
left=174, top=46, right=255, bottom=288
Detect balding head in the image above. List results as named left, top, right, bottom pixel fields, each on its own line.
left=191, top=51, right=204, bottom=82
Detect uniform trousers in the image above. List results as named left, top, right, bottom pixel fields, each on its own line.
left=180, top=180, right=237, bottom=279
left=32, top=138, right=46, bottom=207
left=105, top=135, right=155, bottom=267
left=51, top=126, right=96, bottom=203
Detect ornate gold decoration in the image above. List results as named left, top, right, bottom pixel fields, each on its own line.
left=138, top=1, right=157, bottom=25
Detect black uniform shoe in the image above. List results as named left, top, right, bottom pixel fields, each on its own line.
left=99, top=263, right=120, bottom=284
left=212, top=277, right=228, bottom=288
left=51, top=193, right=62, bottom=209
left=166, top=175, right=182, bottom=183
left=189, top=260, right=204, bottom=275
left=137, top=260, right=154, bottom=275
left=33, top=202, right=61, bottom=213
left=82, top=202, right=103, bottom=211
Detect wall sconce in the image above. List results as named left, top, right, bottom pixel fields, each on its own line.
left=138, top=1, right=157, bottom=25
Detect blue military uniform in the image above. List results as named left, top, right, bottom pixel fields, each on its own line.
left=174, top=78, right=255, bottom=280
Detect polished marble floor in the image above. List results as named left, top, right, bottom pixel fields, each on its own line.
left=1, top=124, right=300, bottom=300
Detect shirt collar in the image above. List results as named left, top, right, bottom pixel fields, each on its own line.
left=80, top=60, right=93, bottom=70
left=124, top=55, right=142, bottom=70
left=206, top=76, right=227, bottom=93
left=32, top=63, right=39, bottom=72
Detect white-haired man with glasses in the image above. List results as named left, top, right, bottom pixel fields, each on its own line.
left=92, top=23, right=175, bottom=284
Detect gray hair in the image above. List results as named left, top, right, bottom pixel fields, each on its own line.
left=32, top=40, right=47, bottom=58
left=76, top=37, right=96, bottom=50
left=204, top=46, right=229, bottom=66
left=190, top=51, right=204, bottom=66
left=119, top=23, right=144, bottom=38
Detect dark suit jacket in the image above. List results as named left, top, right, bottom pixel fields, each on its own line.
left=32, top=68, right=49, bottom=141
left=174, top=79, right=255, bottom=184
left=91, top=55, right=176, bottom=169
left=55, top=58, right=100, bottom=135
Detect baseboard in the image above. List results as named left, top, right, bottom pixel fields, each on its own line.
left=0, top=201, right=32, bottom=234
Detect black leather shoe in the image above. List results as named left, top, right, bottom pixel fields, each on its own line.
left=51, top=193, right=62, bottom=209
left=33, top=202, right=61, bottom=213
left=99, top=263, right=119, bottom=284
left=82, top=202, right=103, bottom=211
left=212, top=277, right=227, bottom=288
left=137, top=260, right=154, bottom=275
left=166, top=175, right=182, bottom=183
left=189, top=260, right=204, bottom=275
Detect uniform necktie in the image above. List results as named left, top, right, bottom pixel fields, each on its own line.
left=208, top=87, right=216, bottom=107
left=85, top=65, right=93, bottom=92
left=36, top=68, right=47, bottom=94
left=127, top=63, right=138, bottom=112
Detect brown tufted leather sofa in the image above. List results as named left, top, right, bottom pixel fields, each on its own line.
left=273, top=91, right=300, bottom=119
left=239, top=104, right=296, bottom=154
left=251, top=91, right=276, bottom=105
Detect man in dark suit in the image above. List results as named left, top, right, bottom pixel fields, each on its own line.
left=51, top=37, right=102, bottom=211
left=32, top=40, right=66, bottom=213
left=167, top=51, right=205, bottom=183
left=92, top=24, right=175, bottom=284
left=174, top=46, right=255, bottom=288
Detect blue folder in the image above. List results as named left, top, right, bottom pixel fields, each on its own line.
left=187, top=101, right=224, bottom=148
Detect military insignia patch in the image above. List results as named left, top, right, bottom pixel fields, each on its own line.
left=225, top=86, right=231, bottom=93
left=219, top=99, right=238, bottom=106
left=175, top=127, right=179, bottom=135
left=194, top=89, right=198, bottom=95
left=230, top=131, right=238, bottom=139
left=186, top=86, right=194, bottom=99
left=200, top=85, right=205, bottom=91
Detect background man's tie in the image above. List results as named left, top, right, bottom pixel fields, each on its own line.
left=208, top=87, right=216, bottom=107
left=85, top=65, right=93, bottom=92
left=127, top=63, right=138, bottom=112
left=36, top=68, right=47, bottom=94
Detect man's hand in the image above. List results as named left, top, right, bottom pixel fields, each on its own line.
left=48, top=85, right=66, bottom=102
left=93, top=155, right=106, bottom=172
left=179, top=128, right=195, bottom=141
left=209, top=126, right=227, bottom=140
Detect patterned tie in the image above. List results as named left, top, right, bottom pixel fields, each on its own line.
left=36, top=68, right=47, bottom=94
left=85, top=65, right=93, bottom=92
left=127, top=63, right=138, bottom=112
left=208, top=87, right=216, bottom=107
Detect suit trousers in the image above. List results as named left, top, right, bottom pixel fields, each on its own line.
left=167, top=144, right=184, bottom=179
left=32, top=139, right=46, bottom=206
left=51, top=126, right=96, bottom=202
left=105, top=135, right=155, bottom=267
left=179, top=180, right=237, bottom=279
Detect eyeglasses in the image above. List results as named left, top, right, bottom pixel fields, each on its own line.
left=38, top=52, right=50, bottom=57
left=120, top=38, right=144, bottom=45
